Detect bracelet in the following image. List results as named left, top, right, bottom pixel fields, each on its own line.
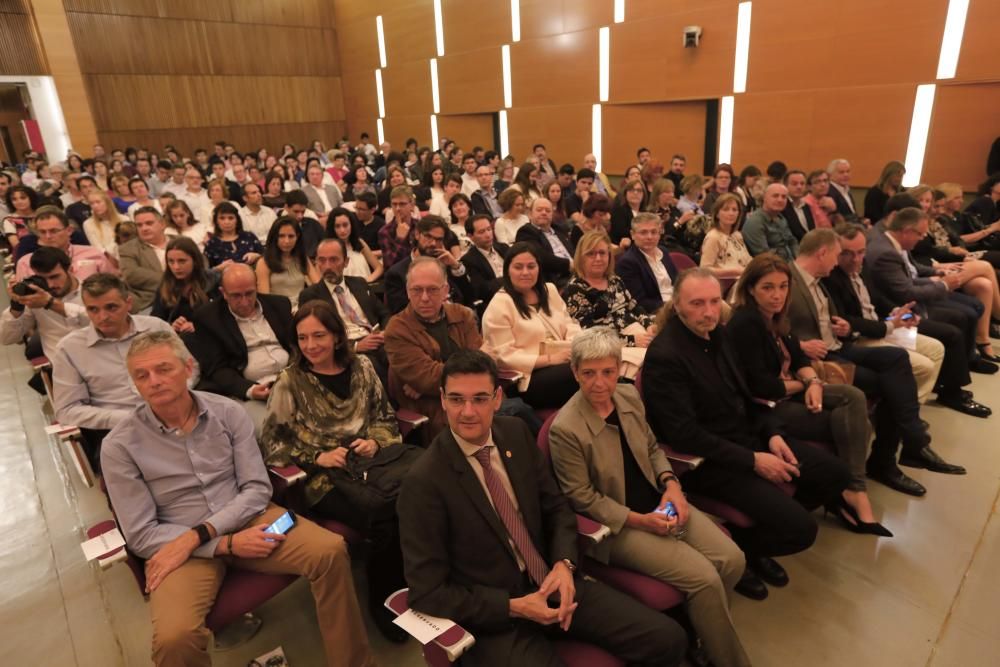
left=227, top=533, right=234, bottom=555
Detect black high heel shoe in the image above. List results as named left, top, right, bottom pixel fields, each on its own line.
left=825, top=497, right=893, bottom=537
left=977, top=343, right=1000, bottom=363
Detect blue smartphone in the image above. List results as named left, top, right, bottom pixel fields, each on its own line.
left=264, top=510, right=296, bottom=538
left=655, top=502, right=678, bottom=519
left=885, top=313, right=914, bottom=321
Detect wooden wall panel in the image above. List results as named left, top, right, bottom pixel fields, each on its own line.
left=438, top=114, right=495, bottom=153
left=731, top=85, right=915, bottom=186
left=440, top=0, right=509, bottom=56
left=748, top=0, right=946, bottom=93
left=507, top=104, right=591, bottom=167
left=602, top=102, right=707, bottom=175
left=510, top=30, right=598, bottom=108
left=381, top=58, right=432, bottom=117
left=99, top=121, right=347, bottom=158
left=626, top=0, right=736, bottom=21
left=0, top=5, right=48, bottom=75
left=610, top=4, right=736, bottom=103
left=954, top=0, right=1000, bottom=83
left=519, top=0, right=612, bottom=40
left=340, top=72, right=379, bottom=142
left=438, top=47, right=503, bottom=115
left=333, top=6, right=379, bottom=75
left=922, top=83, right=1000, bottom=190
left=382, top=114, right=432, bottom=150
left=380, top=0, right=436, bottom=64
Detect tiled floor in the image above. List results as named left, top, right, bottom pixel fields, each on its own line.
left=1, top=333, right=998, bottom=666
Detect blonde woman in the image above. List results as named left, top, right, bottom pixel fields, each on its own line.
left=83, top=190, right=125, bottom=255
left=701, top=193, right=751, bottom=279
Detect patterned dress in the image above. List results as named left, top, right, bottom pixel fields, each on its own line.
left=562, top=275, right=653, bottom=346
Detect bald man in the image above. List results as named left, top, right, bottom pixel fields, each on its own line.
left=742, top=183, right=800, bottom=261
left=187, top=264, right=293, bottom=425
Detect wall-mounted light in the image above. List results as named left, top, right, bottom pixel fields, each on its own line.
left=614, top=0, right=625, bottom=24
left=903, top=84, right=936, bottom=187
left=375, top=69, right=385, bottom=118
left=718, top=96, right=735, bottom=165
left=502, top=45, right=512, bottom=108
left=499, top=110, right=510, bottom=157
left=592, top=104, right=603, bottom=173
left=733, top=2, right=752, bottom=94
left=430, top=115, right=439, bottom=152
left=376, top=15, right=387, bottom=68
left=433, top=0, right=445, bottom=57
left=598, top=27, right=610, bottom=102
left=936, top=0, right=969, bottom=79
left=377, top=118, right=385, bottom=145
left=511, top=0, right=520, bottom=43
left=430, top=58, right=440, bottom=114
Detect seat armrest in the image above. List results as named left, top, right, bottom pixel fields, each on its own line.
left=30, top=356, right=51, bottom=371
left=86, top=519, right=127, bottom=569
left=395, top=409, right=429, bottom=427
left=497, top=369, right=524, bottom=383
left=384, top=588, right=475, bottom=661
left=575, top=515, right=611, bottom=543
left=268, top=464, right=307, bottom=484
left=657, top=443, right=704, bottom=470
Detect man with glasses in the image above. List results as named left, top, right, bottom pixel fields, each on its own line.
left=470, top=164, right=503, bottom=219
left=378, top=185, right=419, bottom=270
left=16, top=206, right=114, bottom=281
left=398, top=349, right=686, bottom=667
left=384, top=215, right=471, bottom=314
left=616, top=213, right=681, bottom=314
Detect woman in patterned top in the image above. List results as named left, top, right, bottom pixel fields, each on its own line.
left=563, top=231, right=656, bottom=374
left=259, top=299, right=408, bottom=642
left=203, top=202, right=263, bottom=268
left=700, top=193, right=752, bottom=280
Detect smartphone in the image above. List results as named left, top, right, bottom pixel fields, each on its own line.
left=655, top=502, right=678, bottom=519
left=264, top=510, right=296, bottom=538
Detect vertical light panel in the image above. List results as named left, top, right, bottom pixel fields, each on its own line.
left=499, top=110, right=510, bottom=158
left=502, top=45, right=513, bottom=108
left=591, top=104, right=603, bottom=173
left=718, top=96, right=735, bottom=165
left=936, top=0, right=969, bottom=79
left=376, top=15, right=387, bottom=68
left=376, top=118, right=385, bottom=145
left=433, top=0, right=445, bottom=57
left=902, top=84, right=937, bottom=187
left=733, top=2, right=752, bottom=94
left=375, top=69, right=385, bottom=118
left=430, top=58, right=440, bottom=114
left=598, top=27, right=610, bottom=102
left=614, top=0, right=625, bottom=23
left=430, top=115, right=440, bottom=151
left=511, top=0, right=521, bottom=42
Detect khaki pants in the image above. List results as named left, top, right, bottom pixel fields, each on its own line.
left=607, top=507, right=751, bottom=667
left=148, top=504, right=376, bottom=667
left=853, top=333, right=944, bottom=404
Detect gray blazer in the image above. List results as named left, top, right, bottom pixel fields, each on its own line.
left=786, top=262, right=841, bottom=344
left=118, top=238, right=163, bottom=312
left=548, top=384, right=672, bottom=563
left=863, top=228, right=947, bottom=314
left=301, top=182, right=344, bottom=216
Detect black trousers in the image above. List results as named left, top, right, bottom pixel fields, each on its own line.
left=520, top=364, right=579, bottom=409
left=831, top=344, right=929, bottom=468
left=462, top=575, right=686, bottom=667
left=920, top=310, right=973, bottom=395
left=681, top=439, right=850, bottom=560
left=80, top=428, right=110, bottom=474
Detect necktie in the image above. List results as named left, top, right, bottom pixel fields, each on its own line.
left=473, top=446, right=550, bottom=587
left=333, top=284, right=367, bottom=329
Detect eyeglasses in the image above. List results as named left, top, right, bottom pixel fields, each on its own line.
left=584, top=250, right=609, bottom=258
left=407, top=285, right=445, bottom=297
left=444, top=391, right=496, bottom=407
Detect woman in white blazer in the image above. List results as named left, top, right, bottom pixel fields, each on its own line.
left=481, top=241, right=582, bottom=408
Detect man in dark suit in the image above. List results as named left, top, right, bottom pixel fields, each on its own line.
left=469, top=164, right=504, bottom=219
left=398, top=350, right=686, bottom=667
left=782, top=170, right=816, bottom=241
left=385, top=215, right=473, bottom=314
left=515, top=198, right=575, bottom=287
left=300, top=237, right=389, bottom=385
left=826, top=158, right=859, bottom=220
left=461, top=214, right=509, bottom=309
left=642, top=269, right=850, bottom=599
left=187, top=264, right=292, bottom=427
left=616, top=213, right=680, bottom=314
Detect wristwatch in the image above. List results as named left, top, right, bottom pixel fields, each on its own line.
left=44, top=294, right=55, bottom=310
left=659, top=472, right=679, bottom=488
left=560, top=558, right=577, bottom=573
left=193, top=523, right=212, bottom=546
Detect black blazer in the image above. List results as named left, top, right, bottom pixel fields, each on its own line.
left=397, top=416, right=578, bottom=631
left=461, top=242, right=509, bottom=305
left=822, top=266, right=894, bottom=335
left=725, top=306, right=811, bottom=401
left=514, top=223, right=575, bottom=286
left=469, top=191, right=499, bottom=219
left=964, top=196, right=999, bottom=225
left=642, top=315, right=783, bottom=471
left=827, top=184, right=856, bottom=218
left=783, top=200, right=816, bottom=241
left=188, top=293, right=293, bottom=399
left=615, top=243, right=679, bottom=314
left=384, top=254, right=473, bottom=315
left=297, top=276, right=389, bottom=329
left=609, top=204, right=640, bottom=245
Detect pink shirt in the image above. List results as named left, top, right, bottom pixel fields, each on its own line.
left=804, top=194, right=833, bottom=229
left=16, top=244, right=117, bottom=281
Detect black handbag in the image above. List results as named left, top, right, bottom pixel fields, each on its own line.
left=327, top=443, right=423, bottom=515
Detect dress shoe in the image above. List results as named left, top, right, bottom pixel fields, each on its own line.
left=938, top=394, right=992, bottom=418
left=969, top=358, right=999, bottom=374
left=899, top=446, right=967, bottom=474
left=978, top=344, right=1000, bottom=363
left=867, top=465, right=927, bottom=496
left=825, top=497, right=893, bottom=537
left=749, top=555, right=788, bottom=587
left=734, top=569, right=768, bottom=600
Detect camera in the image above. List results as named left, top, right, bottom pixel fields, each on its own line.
left=12, top=274, right=50, bottom=297
left=683, top=25, right=702, bottom=48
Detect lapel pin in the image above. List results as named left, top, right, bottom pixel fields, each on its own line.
left=505, top=450, right=512, bottom=458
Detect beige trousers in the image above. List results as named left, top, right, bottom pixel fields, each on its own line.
left=853, top=333, right=944, bottom=403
